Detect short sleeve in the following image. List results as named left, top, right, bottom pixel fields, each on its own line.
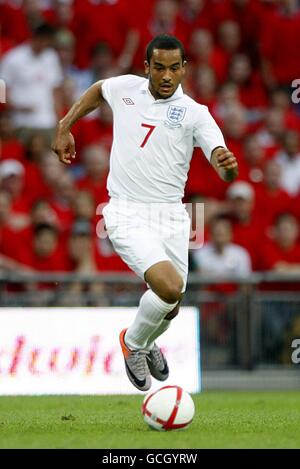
left=193, top=106, right=226, bottom=161
left=102, top=75, right=132, bottom=109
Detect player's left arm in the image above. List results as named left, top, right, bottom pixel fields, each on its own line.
left=210, top=146, right=238, bottom=182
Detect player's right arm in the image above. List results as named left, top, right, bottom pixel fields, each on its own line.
left=52, top=80, right=104, bottom=165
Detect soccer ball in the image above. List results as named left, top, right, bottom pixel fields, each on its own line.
left=141, top=385, right=195, bottom=431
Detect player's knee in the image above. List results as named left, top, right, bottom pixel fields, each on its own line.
left=160, top=279, right=183, bottom=304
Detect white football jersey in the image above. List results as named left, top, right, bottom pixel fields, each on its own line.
left=102, top=74, right=226, bottom=203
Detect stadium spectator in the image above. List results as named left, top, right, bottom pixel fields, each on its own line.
left=58, top=40, right=118, bottom=109
left=25, top=132, right=49, bottom=164
left=192, top=214, right=251, bottom=344
left=0, top=187, right=35, bottom=270
left=68, top=219, right=97, bottom=274
left=259, top=213, right=300, bottom=273
left=255, top=108, right=285, bottom=158
left=0, top=188, right=18, bottom=258
left=192, top=65, right=217, bottom=108
left=89, top=42, right=119, bottom=82
left=260, top=0, right=300, bottom=88
left=0, top=159, right=31, bottom=223
left=0, top=23, right=63, bottom=144
left=59, top=218, right=107, bottom=306
left=38, top=151, right=65, bottom=200
left=193, top=216, right=252, bottom=277
left=2, top=0, right=50, bottom=46
left=258, top=210, right=300, bottom=358
left=237, top=134, right=265, bottom=184
left=19, top=199, right=61, bottom=247
left=211, top=82, right=241, bottom=124
left=226, top=180, right=263, bottom=269
left=31, top=198, right=60, bottom=227
left=217, top=20, right=241, bottom=59
left=227, top=53, right=267, bottom=114
left=222, top=105, right=248, bottom=158
left=270, top=88, right=300, bottom=132
left=44, top=0, right=75, bottom=31
left=16, top=222, right=68, bottom=273
left=72, top=190, right=96, bottom=224
left=54, top=28, right=92, bottom=101
left=49, top=170, right=76, bottom=232
left=21, top=132, right=55, bottom=205
left=259, top=212, right=300, bottom=361
left=147, top=0, right=182, bottom=40
left=255, top=160, right=292, bottom=235
left=275, top=130, right=300, bottom=197
left=0, top=111, right=25, bottom=162
left=188, top=29, right=228, bottom=84
left=74, top=0, right=139, bottom=72
left=178, top=0, right=213, bottom=35
left=76, top=144, right=109, bottom=205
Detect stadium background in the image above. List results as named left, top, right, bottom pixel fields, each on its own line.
left=0, top=0, right=300, bottom=400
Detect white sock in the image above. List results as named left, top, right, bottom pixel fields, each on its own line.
left=125, top=289, right=178, bottom=350
left=145, top=319, right=171, bottom=351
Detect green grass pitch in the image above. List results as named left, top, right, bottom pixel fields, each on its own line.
left=0, top=391, right=299, bottom=449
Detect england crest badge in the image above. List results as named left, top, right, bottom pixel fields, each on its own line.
left=167, top=105, right=186, bottom=123
left=164, top=105, right=187, bottom=128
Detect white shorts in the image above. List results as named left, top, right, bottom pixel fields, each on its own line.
left=102, top=198, right=191, bottom=292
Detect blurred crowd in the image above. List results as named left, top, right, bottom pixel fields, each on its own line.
left=0, top=0, right=300, bottom=286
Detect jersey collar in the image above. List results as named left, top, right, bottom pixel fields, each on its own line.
left=140, top=79, right=184, bottom=103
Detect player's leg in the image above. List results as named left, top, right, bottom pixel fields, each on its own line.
left=124, top=260, right=183, bottom=350
left=122, top=260, right=183, bottom=385
left=140, top=208, right=190, bottom=380
left=144, top=260, right=184, bottom=303
left=143, top=202, right=190, bottom=350
left=145, top=261, right=183, bottom=348
left=145, top=300, right=181, bottom=351
left=143, top=300, right=182, bottom=381
left=103, top=200, right=188, bottom=390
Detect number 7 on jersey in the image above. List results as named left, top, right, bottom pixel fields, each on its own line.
left=140, top=123, right=156, bottom=148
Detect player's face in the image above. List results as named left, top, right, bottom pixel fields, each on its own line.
left=145, top=49, right=186, bottom=100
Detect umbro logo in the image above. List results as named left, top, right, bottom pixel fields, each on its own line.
left=122, top=97, right=135, bottom=105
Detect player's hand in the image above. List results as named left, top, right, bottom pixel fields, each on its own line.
left=213, top=147, right=238, bottom=170
left=52, top=127, right=76, bottom=165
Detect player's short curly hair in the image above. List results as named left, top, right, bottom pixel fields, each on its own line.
left=146, top=34, right=186, bottom=64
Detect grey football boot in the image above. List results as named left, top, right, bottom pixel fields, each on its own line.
left=147, top=343, right=169, bottom=381
left=119, top=329, right=152, bottom=391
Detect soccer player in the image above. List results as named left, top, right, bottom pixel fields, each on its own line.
left=52, top=35, right=238, bottom=391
